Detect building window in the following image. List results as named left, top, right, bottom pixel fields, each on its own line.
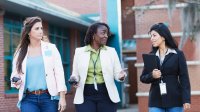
left=4, top=17, right=22, bottom=93
left=49, top=25, right=70, bottom=89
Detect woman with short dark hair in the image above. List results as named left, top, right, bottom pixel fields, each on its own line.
left=70, top=22, right=126, bottom=112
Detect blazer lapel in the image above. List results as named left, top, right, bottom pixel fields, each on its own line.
left=81, top=49, right=90, bottom=79
left=162, top=53, right=173, bottom=66
left=99, top=49, right=108, bottom=75
left=155, top=56, right=161, bottom=69
left=41, top=41, right=49, bottom=74
left=21, top=47, right=28, bottom=83
left=100, top=49, right=105, bottom=71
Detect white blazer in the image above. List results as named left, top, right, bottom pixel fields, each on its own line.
left=72, top=46, right=123, bottom=104
left=10, top=41, right=67, bottom=106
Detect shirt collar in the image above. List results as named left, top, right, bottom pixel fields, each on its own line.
left=155, top=48, right=177, bottom=56
left=85, top=45, right=107, bottom=52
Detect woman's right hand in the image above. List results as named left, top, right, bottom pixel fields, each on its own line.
left=69, top=76, right=79, bottom=88
left=152, top=69, right=161, bottom=79
left=12, top=79, right=22, bottom=89
left=183, top=103, right=191, bottom=110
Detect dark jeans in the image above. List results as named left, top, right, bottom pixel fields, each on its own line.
left=75, top=83, right=118, bottom=112
left=21, top=93, right=58, bottom=112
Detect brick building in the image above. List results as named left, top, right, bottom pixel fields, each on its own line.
left=132, top=0, right=200, bottom=112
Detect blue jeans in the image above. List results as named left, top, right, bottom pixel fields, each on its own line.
left=149, top=107, right=183, bottom=112
left=21, top=93, right=58, bottom=112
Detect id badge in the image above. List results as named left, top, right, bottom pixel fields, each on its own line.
left=159, top=82, right=167, bottom=95
left=45, top=50, right=52, bottom=56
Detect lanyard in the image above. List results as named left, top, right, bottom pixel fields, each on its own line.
left=159, top=49, right=168, bottom=83
left=91, top=49, right=101, bottom=90
left=91, top=49, right=101, bottom=77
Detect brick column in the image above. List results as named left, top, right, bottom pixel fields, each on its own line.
left=0, top=8, right=4, bottom=95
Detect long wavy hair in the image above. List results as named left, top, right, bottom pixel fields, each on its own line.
left=149, top=23, right=178, bottom=52
left=15, top=16, right=42, bottom=74
left=84, top=22, right=111, bottom=45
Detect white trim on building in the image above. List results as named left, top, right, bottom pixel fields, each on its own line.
left=133, top=32, right=183, bottom=39
left=135, top=61, right=200, bottom=68
left=132, top=3, right=187, bottom=11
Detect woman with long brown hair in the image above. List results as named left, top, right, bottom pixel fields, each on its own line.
left=10, top=16, right=67, bottom=112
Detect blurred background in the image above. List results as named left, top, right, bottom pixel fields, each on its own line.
left=0, top=0, right=199, bottom=112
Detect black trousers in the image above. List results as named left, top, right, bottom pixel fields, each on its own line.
left=75, top=83, right=118, bottom=112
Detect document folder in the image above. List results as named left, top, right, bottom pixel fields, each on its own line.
left=142, top=54, right=158, bottom=72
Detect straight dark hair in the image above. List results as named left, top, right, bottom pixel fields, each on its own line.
left=84, top=22, right=111, bottom=45
left=149, top=23, right=178, bottom=52
left=15, top=16, right=42, bottom=74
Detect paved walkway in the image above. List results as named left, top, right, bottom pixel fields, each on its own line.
left=117, top=104, right=138, bottom=112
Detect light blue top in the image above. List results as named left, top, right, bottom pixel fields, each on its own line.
left=25, top=55, right=60, bottom=100
left=17, top=56, right=60, bottom=109
left=25, top=56, right=47, bottom=91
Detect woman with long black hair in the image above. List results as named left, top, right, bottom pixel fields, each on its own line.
left=140, top=23, right=191, bottom=112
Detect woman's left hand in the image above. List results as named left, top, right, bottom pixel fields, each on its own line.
left=58, top=92, right=67, bottom=112
left=183, top=103, right=191, bottom=110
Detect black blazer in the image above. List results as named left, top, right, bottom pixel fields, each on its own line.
left=140, top=49, right=191, bottom=108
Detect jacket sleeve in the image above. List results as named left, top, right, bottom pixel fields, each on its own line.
left=112, top=48, right=126, bottom=82
left=140, top=66, right=157, bottom=84
left=53, top=45, right=67, bottom=93
left=178, top=51, right=191, bottom=104
left=10, top=52, right=19, bottom=88
left=71, top=48, right=80, bottom=81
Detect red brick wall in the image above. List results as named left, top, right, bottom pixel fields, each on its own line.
left=44, top=0, right=107, bottom=22
left=0, top=15, right=4, bottom=95
left=135, top=10, right=181, bottom=35
left=138, top=96, right=148, bottom=112
left=135, top=0, right=164, bottom=6
left=121, top=0, right=136, bottom=39
left=190, top=96, right=200, bottom=112
left=101, top=0, right=107, bottom=22
left=44, top=0, right=99, bottom=14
